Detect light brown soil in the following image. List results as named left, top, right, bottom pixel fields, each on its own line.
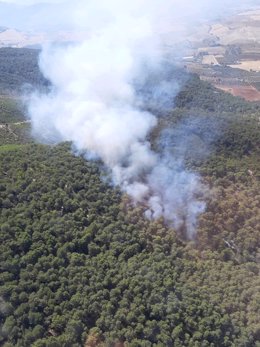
left=228, top=60, right=260, bottom=72
left=215, top=84, right=260, bottom=101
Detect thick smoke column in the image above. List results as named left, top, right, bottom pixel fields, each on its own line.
left=27, top=0, right=254, bottom=237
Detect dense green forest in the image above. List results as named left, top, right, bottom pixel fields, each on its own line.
left=0, top=48, right=48, bottom=94
left=0, top=97, right=31, bottom=147
left=0, top=48, right=259, bottom=347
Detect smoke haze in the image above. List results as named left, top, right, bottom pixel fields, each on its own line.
left=24, top=0, right=259, bottom=237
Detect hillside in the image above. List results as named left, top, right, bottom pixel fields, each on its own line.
left=180, top=8, right=260, bottom=101
left=0, top=48, right=259, bottom=347
left=0, top=48, right=48, bottom=95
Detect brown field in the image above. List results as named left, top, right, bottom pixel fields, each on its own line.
left=215, top=84, right=260, bottom=101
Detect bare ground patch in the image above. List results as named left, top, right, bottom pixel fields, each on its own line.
left=215, top=84, right=260, bottom=101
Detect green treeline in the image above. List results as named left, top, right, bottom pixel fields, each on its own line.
left=174, top=75, right=260, bottom=114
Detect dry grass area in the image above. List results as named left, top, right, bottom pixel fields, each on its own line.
left=229, top=60, right=260, bottom=72
left=215, top=84, right=260, bottom=101
left=202, top=55, right=220, bottom=66
left=209, top=10, right=260, bottom=45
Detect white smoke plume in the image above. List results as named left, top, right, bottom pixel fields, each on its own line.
left=26, top=0, right=258, bottom=238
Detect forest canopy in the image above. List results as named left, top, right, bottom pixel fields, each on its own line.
left=0, top=48, right=259, bottom=347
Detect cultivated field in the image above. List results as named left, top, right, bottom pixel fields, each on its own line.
left=182, top=7, right=260, bottom=101
left=215, top=84, right=260, bottom=101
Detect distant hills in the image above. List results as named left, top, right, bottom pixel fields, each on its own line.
left=0, top=1, right=87, bottom=48
left=0, top=28, right=45, bottom=48
left=0, top=2, right=69, bottom=32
